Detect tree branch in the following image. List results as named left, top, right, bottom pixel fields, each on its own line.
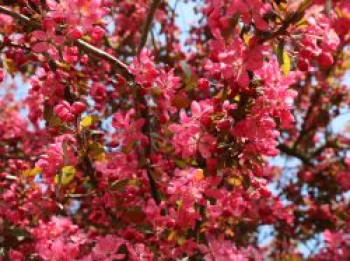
left=141, top=103, right=162, bottom=205
left=0, top=5, right=40, bottom=28
left=75, top=39, right=132, bottom=79
left=0, top=5, right=132, bottom=79
left=137, top=0, right=161, bottom=55
left=132, top=83, right=162, bottom=206
left=0, top=154, right=37, bottom=161
left=277, top=143, right=312, bottom=166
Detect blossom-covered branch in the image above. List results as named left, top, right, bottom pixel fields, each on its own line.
left=0, top=5, right=131, bottom=78
left=0, top=0, right=349, bottom=260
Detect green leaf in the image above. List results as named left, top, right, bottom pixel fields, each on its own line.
left=10, top=227, right=32, bottom=242
left=175, top=159, right=186, bottom=168
left=180, top=61, right=191, bottom=79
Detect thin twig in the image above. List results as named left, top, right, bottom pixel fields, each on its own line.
left=0, top=5, right=40, bottom=28
left=277, top=143, right=312, bottom=166
left=137, top=0, right=161, bottom=55
left=55, top=139, right=68, bottom=198
left=75, top=39, right=131, bottom=78
left=325, top=0, right=332, bottom=16
left=0, top=154, right=36, bottom=161
left=132, top=83, right=162, bottom=206
left=0, top=5, right=132, bottom=79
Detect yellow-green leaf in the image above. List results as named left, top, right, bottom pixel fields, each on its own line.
left=82, top=35, right=92, bottom=42
left=233, top=94, right=241, bottom=102
left=228, top=177, right=242, bottom=187
left=168, top=230, right=177, bottom=241
left=175, top=159, right=186, bottom=168
left=80, top=115, right=94, bottom=129
left=175, top=200, right=182, bottom=210
left=243, top=33, right=251, bottom=46
left=177, top=235, right=186, bottom=246
left=180, top=61, right=191, bottom=79
left=54, top=174, right=59, bottom=184
left=55, top=165, right=76, bottom=185
left=23, top=167, right=42, bottom=177
left=282, top=51, right=291, bottom=76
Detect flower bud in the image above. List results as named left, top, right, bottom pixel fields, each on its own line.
left=71, top=102, right=87, bottom=115
left=318, top=52, right=333, bottom=68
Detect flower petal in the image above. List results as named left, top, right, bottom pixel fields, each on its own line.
left=32, top=42, right=49, bottom=53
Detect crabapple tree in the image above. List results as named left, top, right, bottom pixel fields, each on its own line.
left=0, top=0, right=349, bottom=260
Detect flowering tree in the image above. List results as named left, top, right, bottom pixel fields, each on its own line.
left=0, top=0, right=349, bottom=260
